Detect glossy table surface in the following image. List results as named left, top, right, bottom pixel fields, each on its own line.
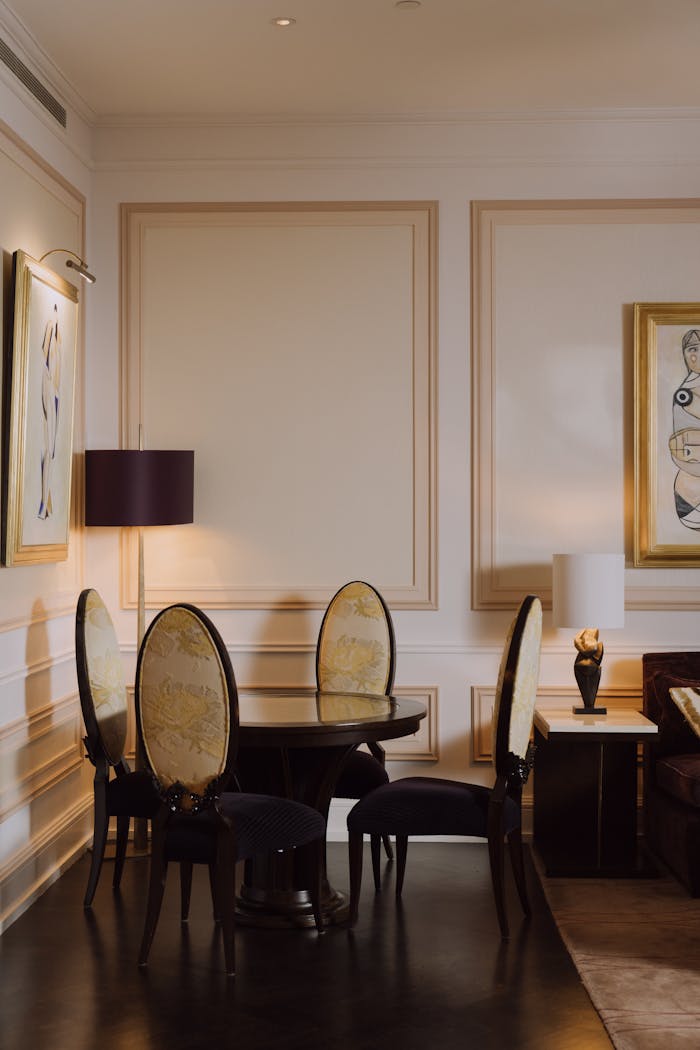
left=237, top=688, right=426, bottom=747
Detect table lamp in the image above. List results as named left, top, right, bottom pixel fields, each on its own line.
left=85, top=448, right=194, bottom=848
left=552, top=553, right=625, bottom=716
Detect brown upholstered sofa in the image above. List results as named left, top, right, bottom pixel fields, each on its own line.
left=643, top=651, right=700, bottom=895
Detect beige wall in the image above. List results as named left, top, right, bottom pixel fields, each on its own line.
left=0, top=114, right=92, bottom=932
left=86, top=118, right=700, bottom=845
left=5, top=36, right=700, bottom=928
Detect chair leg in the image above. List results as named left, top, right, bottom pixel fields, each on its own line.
left=487, top=825, right=509, bottom=941
left=370, top=835, right=382, bottom=891
left=507, top=827, right=531, bottom=917
left=216, top=831, right=237, bottom=977
left=138, top=815, right=169, bottom=967
left=347, top=831, right=364, bottom=927
left=208, top=862, right=220, bottom=923
left=180, top=862, right=193, bottom=922
left=308, top=839, right=325, bottom=933
left=113, top=814, right=130, bottom=891
left=382, top=834, right=394, bottom=862
left=84, top=782, right=109, bottom=908
left=395, top=836, right=408, bottom=899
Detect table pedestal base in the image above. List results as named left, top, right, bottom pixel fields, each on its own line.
left=235, top=878, right=348, bottom=928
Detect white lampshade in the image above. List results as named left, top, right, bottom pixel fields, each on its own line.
left=552, top=553, right=625, bottom=629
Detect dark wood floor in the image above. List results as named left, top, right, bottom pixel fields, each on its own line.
left=0, top=842, right=611, bottom=1050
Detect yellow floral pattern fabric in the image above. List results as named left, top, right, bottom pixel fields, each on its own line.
left=670, top=686, right=700, bottom=739
left=317, top=582, right=392, bottom=695
left=139, top=607, right=230, bottom=797
left=491, top=596, right=543, bottom=766
left=83, top=589, right=128, bottom=765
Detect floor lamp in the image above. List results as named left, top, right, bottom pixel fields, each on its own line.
left=84, top=448, right=194, bottom=848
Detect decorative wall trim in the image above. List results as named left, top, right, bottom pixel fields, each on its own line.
left=120, top=201, right=437, bottom=610
left=383, top=686, right=438, bottom=761
left=95, top=106, right=700, bottom=129
left=0, top=692, right=82, bottom=819
left=0, top=795, right=92, bottom=933
left=0, top=648, right=74, bottom=689
left=471, top=198, right=700, bottom=612
left=471, top=685, right=643, bottom=763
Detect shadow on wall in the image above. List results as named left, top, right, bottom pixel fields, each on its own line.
left=24, top=598, right=51, bottom=849
left=244, top=594, right=316, bottom=689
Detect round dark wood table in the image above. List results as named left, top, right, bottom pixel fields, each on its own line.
left=234, top=688, right=426, bottom=928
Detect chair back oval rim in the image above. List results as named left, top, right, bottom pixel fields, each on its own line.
left=493, top=594, right=543, bottom=779
left=75, top=586, right=128, bottom=767
left=316, top=580, right=396, bottom=696
left=135, top=602, right=239, bottom=807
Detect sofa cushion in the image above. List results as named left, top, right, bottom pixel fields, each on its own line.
left=643, top=662, right=700, bottom=758
left=656, top=753, right=700, bottom=809
left=670, top=686, right=700, bottom=739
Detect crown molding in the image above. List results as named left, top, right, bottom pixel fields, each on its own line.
left=94, top=105, right=700, bottom=130
left=0, top=0, right=96, bottom=124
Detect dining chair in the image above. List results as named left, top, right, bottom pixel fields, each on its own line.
left=317, top=580, right=396, bottom=864
left=136, top=602, right=326, bottom=975
left=346, top=593, right=543, bottom=940
left=75, top=588, right=162, bottom=907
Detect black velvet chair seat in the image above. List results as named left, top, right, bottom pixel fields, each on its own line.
left=347, top=777, right=521, bottom=839
left=165, top=793, right=326, bottom=863
left=106, top=771, right=161, bottom=818
left=656, top=754, right=700, bottom=809
left=334, top=751, right=390, bottom=799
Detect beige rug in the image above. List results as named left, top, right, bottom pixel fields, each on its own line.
left=538, top=862, right=700, bottom=1049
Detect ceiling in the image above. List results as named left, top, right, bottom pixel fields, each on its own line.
left=3, top=0, right=700, bottom=123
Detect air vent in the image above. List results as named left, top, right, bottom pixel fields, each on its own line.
left=0, top=38, right=66, bottom=127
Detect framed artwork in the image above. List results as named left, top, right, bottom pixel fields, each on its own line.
left=2, top=250, right=79, bottom=565
left=635, top=302, right=700, bottom=566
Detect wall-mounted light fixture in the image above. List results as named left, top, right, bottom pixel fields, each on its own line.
left=38, top=248, right=96, bottom=284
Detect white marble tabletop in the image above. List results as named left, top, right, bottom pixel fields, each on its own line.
left=533, top=706, right=658, bottom=738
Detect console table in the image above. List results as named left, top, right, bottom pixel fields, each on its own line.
left=533, top=707, right=658, bottom=877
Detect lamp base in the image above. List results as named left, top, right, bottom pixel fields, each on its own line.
left=572, top=705, right=607, bottom=715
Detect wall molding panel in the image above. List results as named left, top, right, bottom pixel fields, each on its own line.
left=384, top=687, right=439, bottom=761
left=0, top=693, right=82, bottom=820
left=121, top=201, right=437, bottom=610
left=471, top=684, right=643, bottom=764
left=0, top=794, right=92, bottom=933
left=471, top=198, right=700, bottom=611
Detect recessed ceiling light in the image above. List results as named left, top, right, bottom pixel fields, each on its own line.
left=395, top=1, right=421, bottom=9
left=271, top=16, right=296, bottom=27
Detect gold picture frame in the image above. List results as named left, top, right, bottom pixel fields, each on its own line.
left=2, top=250, right=79, bottom=565
left=634, top=302, right=700, bottom=566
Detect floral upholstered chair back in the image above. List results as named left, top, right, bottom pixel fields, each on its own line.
left=491, top=595, right=542, bottom=785
left=316, top=581, right=395, bottom=696
left=76, top=588, right=128, bottom=767
left=136, top=604, right=237, bottom=809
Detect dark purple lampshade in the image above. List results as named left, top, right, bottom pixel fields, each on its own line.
left=84, top=450, right=194, bottom=527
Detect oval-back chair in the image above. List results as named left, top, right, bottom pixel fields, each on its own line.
left=75, top=588, right=160, bottom=907
left=317, top=580, right=396, bottom=864
left=136, top=602, right=326, bottom=976
left=346, top=594, right=543, bottom=940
